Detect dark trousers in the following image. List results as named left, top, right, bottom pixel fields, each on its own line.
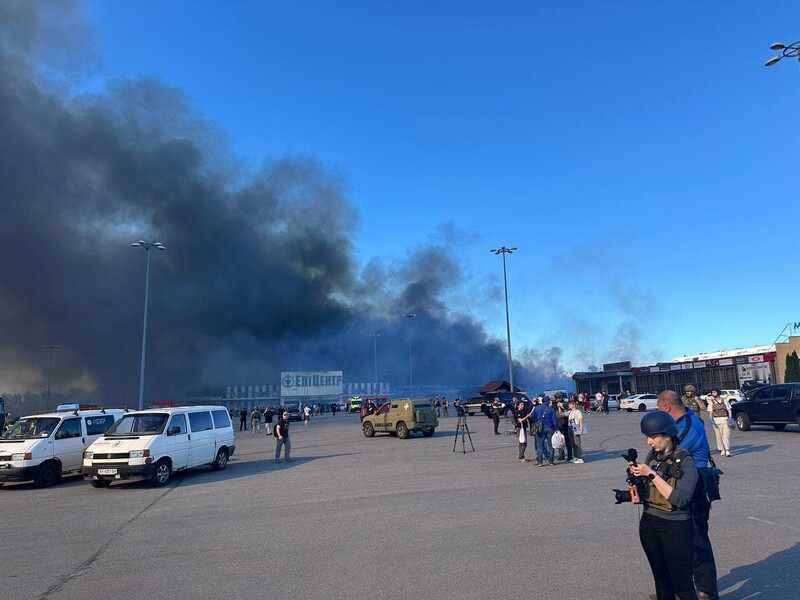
left=558, top=423, right=573, bottom=460
left=691, top=499, right=719, bottom=598
left=492, top=413, right=500, bottom=433
left=239, top=418, right=246, bottom=431
left=639, top=512, right=697, bottom=600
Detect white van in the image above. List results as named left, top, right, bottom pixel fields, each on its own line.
left=82, top=406, right=235, bottom=488
left=0, top=407, right=125, bottom=487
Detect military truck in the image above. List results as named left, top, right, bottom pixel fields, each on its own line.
left=362, top=398, right=438, bottom=439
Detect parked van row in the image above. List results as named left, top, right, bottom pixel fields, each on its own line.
left=0, top=405, right=234, bottom=489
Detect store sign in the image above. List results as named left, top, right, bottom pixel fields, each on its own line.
left=603, top=361, right=631, bottom=372
left=281, top=371, right=343, bottom=397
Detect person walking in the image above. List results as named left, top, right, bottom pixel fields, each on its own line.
left=435, top=398, right=441, bottom=417
left=595, top=391, right=603, bottom=413
left=303, top=405, right=311, bottom=428
left=555, top=395, right=573, bottom=461
left=682, top=385, right=706, bottom=422
left=331, top=402, right=337, bottom=417
left=514, top=400, right=530, bottom=462
left=491, top=397, right=502, bottom=435
left=602, top=391, right=609, bottom=415
left=275, top=411, right=292, bottom=463
left=442, top=398, right=449, bottom=417
left=706, top=389, right=732, bottom=457
left=250, top=408, right=261, bottom=433
left=239, top=408, right=247, bottom=431
left=630, top=411, right=699, bottom=600
left=583, top=392, right=591, bottom=415
left=264, top=406, right=274, bottom=436
left=657, top=390, right=719, bottom=600
left=567, top=397, right=584, bottom=464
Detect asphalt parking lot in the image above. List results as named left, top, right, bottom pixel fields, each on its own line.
left=2, top=409, right=799, bottom=600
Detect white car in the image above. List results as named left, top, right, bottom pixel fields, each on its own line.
left=700, top=389, right=744, bottom=403
left=0, top=407, right=125, bottom=487
left=82, top=406, right=235, bottom=488
left=620, top=394, right=659, bottom=412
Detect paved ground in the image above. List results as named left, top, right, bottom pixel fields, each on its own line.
left=2, top=409, right=799, bottom=600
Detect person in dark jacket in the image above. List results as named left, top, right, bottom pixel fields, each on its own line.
left=540, top=398, right=559, bottom=465
left=239, top=408, right=247, bottom=431
left=555, top=395, right=573, bottom=461
left=264, top=407, right=274, bottom=436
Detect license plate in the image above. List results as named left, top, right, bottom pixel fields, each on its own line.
left=97, top=468, right=117, bottom=475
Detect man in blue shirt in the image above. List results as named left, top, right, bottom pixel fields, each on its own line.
left=657, top=390, right=717, bottom=600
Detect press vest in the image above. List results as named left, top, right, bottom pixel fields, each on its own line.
left=710, top=397, right=728, bottom=418
left=644, top=447, right=690, bottom=513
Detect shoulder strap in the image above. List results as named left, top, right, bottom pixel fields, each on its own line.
left=678, top=417, right=692, bottom=443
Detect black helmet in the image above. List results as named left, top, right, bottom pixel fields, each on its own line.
left=640, top=411, right=678, bottom=438
left=711, top=387, right=721, bottom=395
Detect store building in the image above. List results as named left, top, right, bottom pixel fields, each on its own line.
left=573, top=345, right=778, bottom=396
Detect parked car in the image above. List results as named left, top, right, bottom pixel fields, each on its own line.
left=620, top=394, right=659, bottom=412
left=730, top=383, right=800, bottom=431
left=591, top=394, right=620, bottom=411
left=0, top=407, right=125, bottom=488
left=82, top=406, right=235, bottom=488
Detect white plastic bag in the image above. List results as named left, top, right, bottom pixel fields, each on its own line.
left=518, top=428, right=527, bottom=444
left=551, top=430, right=565, bottom=449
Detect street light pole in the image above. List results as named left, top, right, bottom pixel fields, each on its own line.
left=369, top=333, right=380, bottom=394
left=43, top=344, right=59, bottom=411
left=765, top=41, right=800, bottom=67
left=491, top=246, right=518, bottom=395
left=132, top=240, right=165, bottom=410
left=401, top=314, right=416, bottom=396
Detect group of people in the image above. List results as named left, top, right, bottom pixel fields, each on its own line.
left=432, top=396, right=449, bottom=417
left=491, top=393, right=586, bottom=466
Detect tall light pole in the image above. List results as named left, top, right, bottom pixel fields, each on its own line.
left=491, top=246, right=517, bottom=395
left=765, top=41, right=800, bottom=67
left=43, top=344, right=59, bottom=411
left=369, top=333, right=380, bottom=393
left=401, top=314, right=416, bottom=396
left=132, top=240, right=165, bottom=410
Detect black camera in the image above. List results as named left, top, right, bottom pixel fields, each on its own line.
left=613, top=448, right=648, bottom=505
left=455, top=402, right=467, bottom=417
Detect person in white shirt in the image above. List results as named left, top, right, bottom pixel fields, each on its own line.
left=567, top=398, right=584, bottom=464
left=303, top=405, right=311, bottom=428
left=706, top=388, right=732, bottom=457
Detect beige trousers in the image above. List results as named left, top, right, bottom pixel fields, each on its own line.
left=711, top=416, right=730, bottom=452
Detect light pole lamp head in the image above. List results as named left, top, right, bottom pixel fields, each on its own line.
left=765, top=55, right=782, bottom=67
left=154, top=242, right=166, bottom=250
left=770, top=42, right=787, bottom=50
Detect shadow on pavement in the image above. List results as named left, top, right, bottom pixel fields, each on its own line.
left=728, top=444, right=772, bottom=456
left=719, top=542, right=800, bottom=599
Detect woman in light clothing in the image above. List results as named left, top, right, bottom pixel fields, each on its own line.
left=706, top=388, right=732, bottom=457
left=567, top=398, right=584, bottom=464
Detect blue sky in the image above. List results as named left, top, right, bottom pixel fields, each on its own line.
left=82, top=1, right=800, bottom=370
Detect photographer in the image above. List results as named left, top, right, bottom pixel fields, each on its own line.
left=629, top=412, right=698, bottom=600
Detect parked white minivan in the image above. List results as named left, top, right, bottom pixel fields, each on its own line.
left=82, top=406, right=235, bottom=488
left=0, top=406, right=125, bottom=487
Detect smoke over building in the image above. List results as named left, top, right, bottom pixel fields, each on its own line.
left=0, top=2, right=573, bottom=405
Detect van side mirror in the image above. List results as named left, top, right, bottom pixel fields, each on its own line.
left=168, top=426, right=181, bottom=436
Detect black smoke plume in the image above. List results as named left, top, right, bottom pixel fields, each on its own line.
left=0, top=2, right=565, bottom=407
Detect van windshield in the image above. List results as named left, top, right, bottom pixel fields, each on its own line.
left=106, top=414, right=168, bottom=436
left=2, top=417, right=60, bottom=439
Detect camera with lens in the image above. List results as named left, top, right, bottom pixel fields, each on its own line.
left=452, top=399, right=467, bottom=417
left=613, top=448, right=648, bottom=505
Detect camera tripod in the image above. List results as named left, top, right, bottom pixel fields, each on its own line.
left=453, top=413, right=475, bottom=453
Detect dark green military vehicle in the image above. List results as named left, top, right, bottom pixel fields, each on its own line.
left=361, top=398, right=438, bottom=439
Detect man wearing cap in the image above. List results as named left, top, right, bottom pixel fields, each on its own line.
left=657, top=389, right=718, bottom=600
left=682, top=384, right=706, bottom=422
